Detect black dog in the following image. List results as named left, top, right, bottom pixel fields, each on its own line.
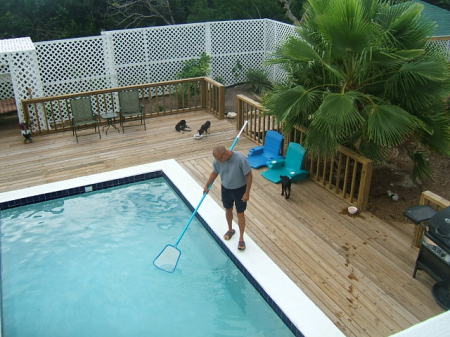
left=175, top=120, right=191, bottom=132
left=198, top=121, right=211, bottom=136
left=280, top=175, right=291, bottom=200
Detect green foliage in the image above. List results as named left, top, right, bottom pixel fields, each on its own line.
left=187, top=0, right=303, bottom=23
left=176, top=52, right=211, bottom=108
left=409, top=150, right=432, bottom=185
left=263, top=0, right=450, bottom=179
left=177, top=52, right=211, bottom=79
left=0, top=0, right=112, bottom=41
left=0, top=0, right=307, bottom=41
left=245, top=68, right=273, bottom=95
left=214, top=76, right=225, bottom=84
left=232, top=60, right=244, bottom=82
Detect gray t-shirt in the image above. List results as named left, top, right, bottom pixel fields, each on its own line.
left=213, top=151, right=251, bottom=189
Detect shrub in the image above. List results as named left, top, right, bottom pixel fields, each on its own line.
left=177, top=52, right=211, bottom=79
left=245, top=68, right=273, bottom=95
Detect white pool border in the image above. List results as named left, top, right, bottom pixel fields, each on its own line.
left=0, top=159, right=345, bottom=337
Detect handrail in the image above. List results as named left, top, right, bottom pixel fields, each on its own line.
left=419, top=190, right=450, bottom=210
left=430, top=36, right=450, bottom=41
left=22, top=77, right=225, bottom=134
left=236, top=94, right=373, bottom=210
left=23, top=77, right=206, bottom=104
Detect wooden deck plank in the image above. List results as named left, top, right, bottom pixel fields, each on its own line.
left=0, top=110, right=444, bottom=337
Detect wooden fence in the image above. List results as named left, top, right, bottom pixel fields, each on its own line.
left=22, top=77, right=224, bottom=135
left=236, top=94, right=373, bottom=210
left=412, top=191, right=450, bottom=247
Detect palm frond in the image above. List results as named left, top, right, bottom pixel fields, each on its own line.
left=315, top=0, right=374, bottom=56
left=263, top=85, right=321, bottom=129
left=409, top=150, right=432, bottom=185
left=418, top=112, right=450, bottom=156
left=366, top=104, right=419, bottom=147
left=310, top=92, right=364, bottom=143
left=376, top=2, right=435, bottom=49
left=385, top=59, right=450, bottom=111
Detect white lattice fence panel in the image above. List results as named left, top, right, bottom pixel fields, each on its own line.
left=116, top=65, right=147, bottom=87
left=36, top=37, right=109, bottom=96
left=146, top=24, right=206, bottom=61
left=0, top=74, right=13, bottom=100
left=9, top=50, right=44, bottom=127
left=265, top=20, right=277, bottom=56
left=146, top=60, right=187, bottom=83
left=271, top=21, right=298, bottom=84
left=427, top=38, right=450, bottom=60
left=0, top=53, right=14, bottom=99
left=110, top=29, right=146, bottom=66
left=210, top=20, right=265, bottom=55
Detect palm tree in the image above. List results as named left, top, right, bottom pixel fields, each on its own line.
left=264, top=0, right=450, bottom=182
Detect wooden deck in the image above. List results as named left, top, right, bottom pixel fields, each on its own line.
left=0, top=110, right=443, bottom=337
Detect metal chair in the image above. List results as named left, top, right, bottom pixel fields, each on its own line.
left=70, top=97, right=101, bottom=143
left=118, top=90, right=146, bottom=133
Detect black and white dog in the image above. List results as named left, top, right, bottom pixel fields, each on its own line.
left=175, top=120, right=191, bottom=132
left=19, top=123, right=32, bottom=144
left=280, top=175, right=291, bottom=200
left=197, top=120, right=211, bottom=136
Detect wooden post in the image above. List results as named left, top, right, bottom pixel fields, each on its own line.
left=200, top=79, right=207, bottom=109
left=218, top=85, right=225, bottom=119
left=357, top=161, right=373, bottom=210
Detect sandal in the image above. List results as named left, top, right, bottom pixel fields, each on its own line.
left=223, top=229, right=235, bottom=241
left=238, top=240, right=246, bottom=251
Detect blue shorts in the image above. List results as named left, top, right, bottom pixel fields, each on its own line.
left=221, top=185, right=247, bottom=213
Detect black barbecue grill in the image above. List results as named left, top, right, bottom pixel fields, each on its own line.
left=408, top=206, right=450, bottom=309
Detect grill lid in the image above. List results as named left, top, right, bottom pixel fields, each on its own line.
left=429, top=207, right=450, bottom=238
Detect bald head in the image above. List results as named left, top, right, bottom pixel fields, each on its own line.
left=213, top=146, right=226, bottom=157
left=213, top=145, right=231, bottom=162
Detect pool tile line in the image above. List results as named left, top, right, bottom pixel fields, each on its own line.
left=162, top=172, right=305, bottom=337
left=0, top=171, right=163, bottom=211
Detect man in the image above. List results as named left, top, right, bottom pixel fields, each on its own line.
left=204, top=145, right=252, bottom=251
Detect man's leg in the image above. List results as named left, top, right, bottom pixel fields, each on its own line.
left=222, top=186, right=235, bottom=240
left=237, top=212, right=246, bottom=248
left=226, top=208, right=233, bottom=231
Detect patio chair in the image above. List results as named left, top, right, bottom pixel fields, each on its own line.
left=118, top=90, right=146, bottom=132
left=70, top=97, right=101, bottom=143
left=261, top=142, right=309, bottom=183
left=247, top=130, right=284, bottom=168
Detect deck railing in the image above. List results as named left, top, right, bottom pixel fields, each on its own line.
left=22, top=77, right=224, bottom=135
left=412, top=191, right=450, bottom=247
left=236, top=94, right=373, bottom=210
left=236, top=94, right=282, bottom=143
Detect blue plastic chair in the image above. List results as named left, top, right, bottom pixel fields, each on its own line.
left=247, top=130, right=284, bottom=168
left=261, top=142, right=309, bottom=183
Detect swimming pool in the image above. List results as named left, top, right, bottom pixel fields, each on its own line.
left=0, top=160, right=344, bottom=337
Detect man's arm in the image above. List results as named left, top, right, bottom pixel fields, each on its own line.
left=203, top=171, right=218, bottom=194
left=242, top=171, right=252, bottom=201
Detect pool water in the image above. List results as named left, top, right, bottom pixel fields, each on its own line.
left=0, top=177, right=295, bottom=337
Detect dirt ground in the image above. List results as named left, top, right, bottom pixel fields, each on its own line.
left=225, top=85, right=450, bottom=237
left=368, top=151, right=450, bottom=235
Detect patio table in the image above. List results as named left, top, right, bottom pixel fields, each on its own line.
left=101, top=112, right=120, bottom=134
